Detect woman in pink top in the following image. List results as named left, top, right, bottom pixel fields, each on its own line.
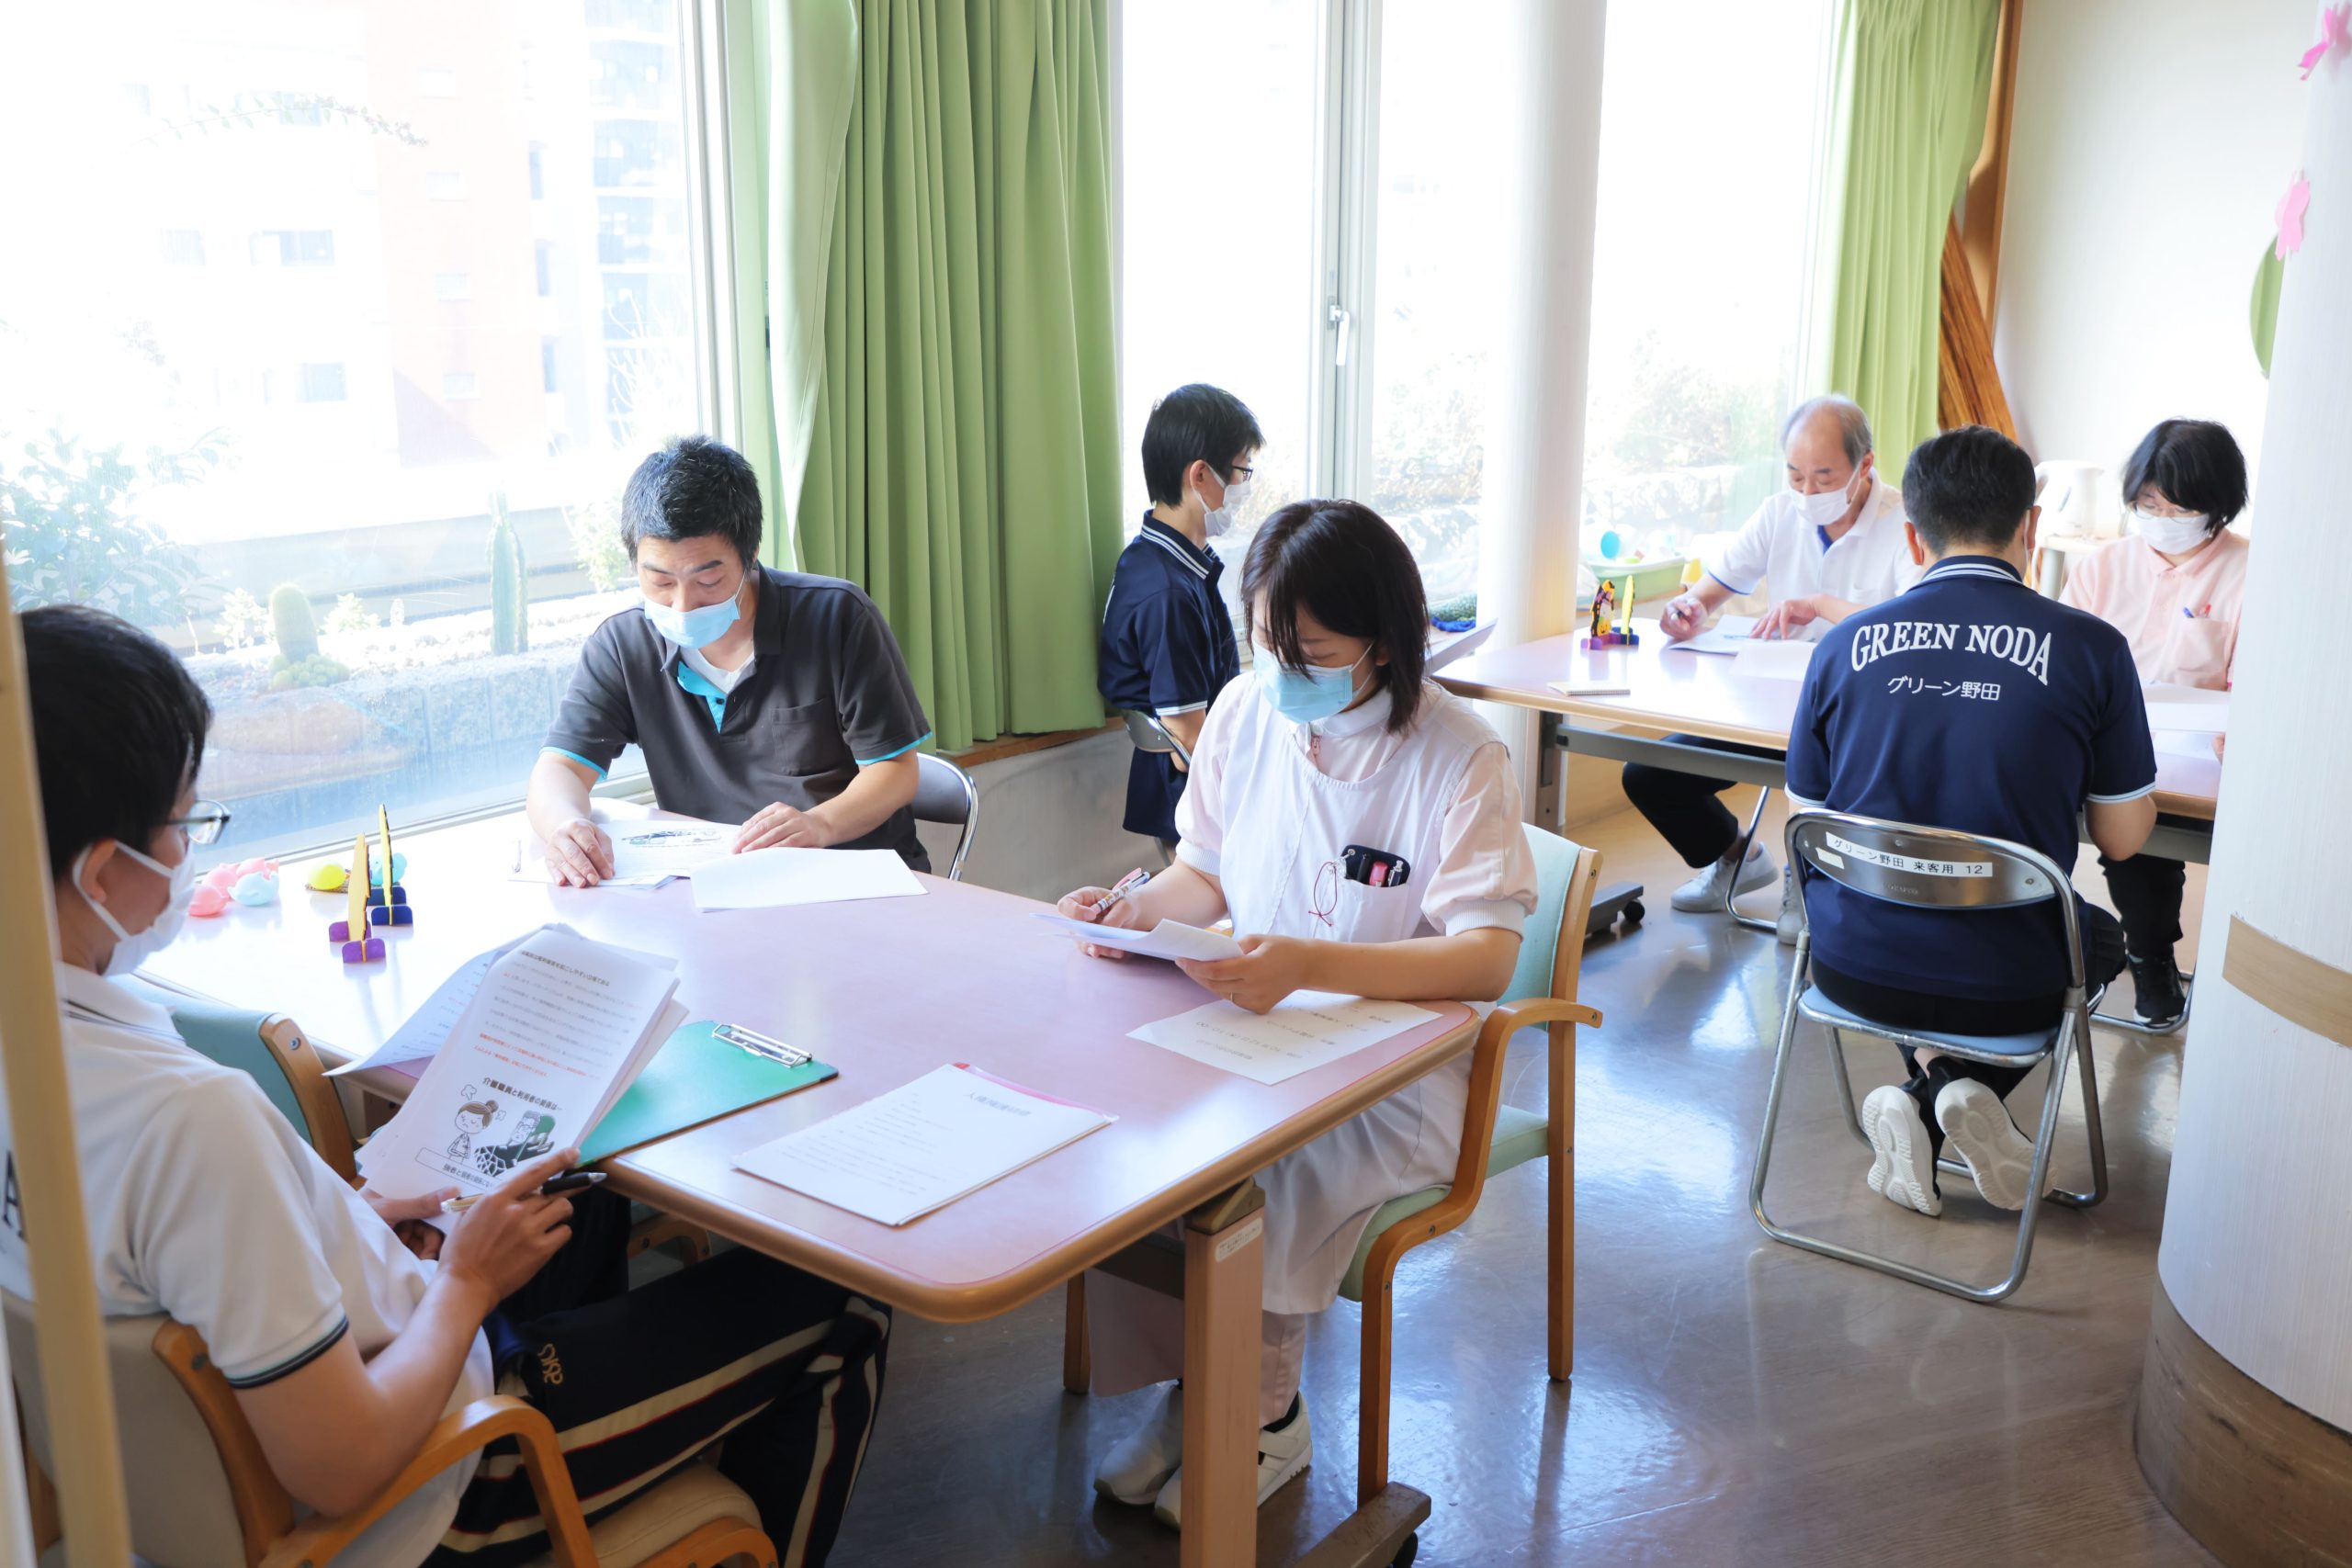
left=2059, top=419, right=2248, bottom=1023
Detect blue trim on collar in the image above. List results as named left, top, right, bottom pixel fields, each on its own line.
left=1920, top=555, right=2026, bottom=583
left=673, top=661, right=729, bottom=728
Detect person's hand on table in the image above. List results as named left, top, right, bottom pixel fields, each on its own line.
left=1176, top=933, right=1313, bottom=1015
left=362, top=1187, right=459, bottom=1261
left=1753, top=595, right=1828, bottom=640
left=438, top=1150, right=580, bottom=1307
left=545, top=817, right=614, bottom=887
left=1658, top=594, right=1707, bottom=641
left=2213, top=732, right=2226, bottom=761
left=1057, top=880, right=1148, bottom=960
left=735, top=802, right=837, bottom=853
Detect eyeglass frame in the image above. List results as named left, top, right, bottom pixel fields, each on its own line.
left=165, top=800, right=233, bottom=846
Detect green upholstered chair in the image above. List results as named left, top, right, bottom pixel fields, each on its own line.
left=1335, top=825, right=1600, bottom=1503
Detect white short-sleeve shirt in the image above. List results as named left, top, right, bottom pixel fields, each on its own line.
left=1706, top=479, right=1916, bottom=615
left=0, top=964, right=493, bottom=1568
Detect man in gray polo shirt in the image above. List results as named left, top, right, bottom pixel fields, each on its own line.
left=527, top=436, right=933, bottom=883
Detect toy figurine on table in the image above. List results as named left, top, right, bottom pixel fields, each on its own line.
left=366, top=805, right=414, bottom=927
left=326, top=835, right=387, bottom=964
left=1581, top=573, right=1640, bottom=649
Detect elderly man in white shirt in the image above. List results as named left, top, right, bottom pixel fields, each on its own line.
left=1631, top=395, right=1913, bottom=942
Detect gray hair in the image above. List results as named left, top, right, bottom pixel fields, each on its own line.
left=1781, top=396, right=1874, bottom=468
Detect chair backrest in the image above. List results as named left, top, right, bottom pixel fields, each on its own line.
left=910, top=751, right=980, bottom=881
left=1784, top=808, right=2084, bottom=986
left=1120, top=709, right=1193, bottom=770
left=1503, top=824, right=1600, bottom=1010
left=118, top=983, right=358, bottom=1182
left=5, top=1291, right=253, bottom=1568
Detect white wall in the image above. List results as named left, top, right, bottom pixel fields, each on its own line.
left=1995, top=0, right=2310, bottom=526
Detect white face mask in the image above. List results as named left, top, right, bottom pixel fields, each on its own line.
left=1790, top=467, right=1865, bottom=528
left=1200, top=472, right=1251, bottom=539
left=74, top=839, right=195, bottom=977
left=2132, top=507, right=2212, bottom=555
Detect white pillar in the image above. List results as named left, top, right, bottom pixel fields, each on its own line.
left=1476, top=0, right=1605, bottom=652
left=2154, top=46, right=2351, bottom=1427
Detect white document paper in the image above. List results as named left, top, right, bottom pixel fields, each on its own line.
left=2143, top=684, right=2229, bottom=731
left=691, top=847, right=926, bottom=910
left=733, top=1064, right=1114, bottom=1225
left=609, top=820, right=739, bottom=879
left=356, top=927, right=682, bottom=1200
left=326, top=928, right=541, bottom=1077
left=1029, top=911, right=1243, bottom=962
left=1128, top=990, right=1440, bottom=1086
left=1731, top=637, right=1817, bottom=682
left=1668, top=614, right=1759, bottom=655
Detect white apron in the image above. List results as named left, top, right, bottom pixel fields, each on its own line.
left=1215, top=681, right=1492, bottom=1314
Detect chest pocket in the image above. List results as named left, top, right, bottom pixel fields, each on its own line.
left=761, top=700, right=853, bottom=776
left=1327, top=870, right=1429, bottom=945
left=2160, top=619, right=2234, bottom=688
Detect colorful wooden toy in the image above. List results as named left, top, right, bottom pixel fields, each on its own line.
left=1580, top=572, right=1641, bottom=649
left=366, top=806, right=414, bottom=926
left=327, top=835, right=386, bottom=962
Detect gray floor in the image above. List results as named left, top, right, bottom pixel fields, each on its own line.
left=828, top=802, right=2218, bottom=1567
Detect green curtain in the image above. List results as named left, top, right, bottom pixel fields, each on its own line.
left=1815, top=0, right=2000, bottom=479
left=755, top=0, right=1121, bottom=751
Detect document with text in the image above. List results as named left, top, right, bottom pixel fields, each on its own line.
left=692, top=846, right=926, bottom=910
left=356, top=926, right=685, bottom=1201
left=1129, top=990, right=1440, bottom=1085
left=733, top=1064, right=1114, bottom=1225
left=1030, top=911, right=1243, bottom=962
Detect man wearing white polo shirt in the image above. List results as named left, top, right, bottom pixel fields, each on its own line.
left=1627, top=395, right=1915, bottom=942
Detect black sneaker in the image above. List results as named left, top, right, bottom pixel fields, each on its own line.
left=2128, top=951, right=2187, bottom=1025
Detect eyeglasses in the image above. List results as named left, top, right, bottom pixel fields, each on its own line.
left=167, top=801, right=233, bottom=846
left=1229, top=464, right=1255, bottom=481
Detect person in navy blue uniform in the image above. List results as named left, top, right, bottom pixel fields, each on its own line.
left=1785, top=425, right=2157, bottom=1220
left=1099, top=384, right=1261, bottom=847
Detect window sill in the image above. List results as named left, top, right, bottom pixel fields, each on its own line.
left=944, top=720, right=1123, bottom=770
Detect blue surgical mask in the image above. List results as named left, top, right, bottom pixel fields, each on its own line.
left=1253, top=646, right=1370, bottom=725
left=641, top=576, right=744, bottom=650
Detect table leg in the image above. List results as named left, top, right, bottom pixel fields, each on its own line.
left=1181, top=1179, right=1267, bottom=1568
left=1535, top=713, right=1563, bottom=833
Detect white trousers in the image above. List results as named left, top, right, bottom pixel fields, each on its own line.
left=1085, top=1269, right=1308, bottom=1427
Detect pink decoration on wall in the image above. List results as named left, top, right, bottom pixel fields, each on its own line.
left=2277, top=174, right=2312, bottom=259
left=2300, top=4, right=2347, bottom=78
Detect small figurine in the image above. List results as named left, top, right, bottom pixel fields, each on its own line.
left=327, top=835, right=386, bottom=963
left=367, top=805, right=414, bottom=927
left=1581, top=573, right=1640, bottom=649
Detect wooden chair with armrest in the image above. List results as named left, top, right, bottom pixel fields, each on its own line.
left=1062, top=827, right=1602, bottom=1512
left=6, top=1289, right=775, bottom=1568
left=121, top=983, right=708, bottom=1267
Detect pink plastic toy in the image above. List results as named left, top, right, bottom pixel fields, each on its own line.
left=189, top=884, right=232, bottom=918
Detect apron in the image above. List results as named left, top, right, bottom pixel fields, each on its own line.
left=1216, top=682, right=1486, bottom=1314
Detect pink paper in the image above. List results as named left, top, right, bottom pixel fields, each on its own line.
left=2301, top=4, right=2347, bottom=78
left=2277, top=175, right=2311, bottom=259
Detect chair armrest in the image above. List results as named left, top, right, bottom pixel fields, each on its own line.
left=258, top=1397, right=596, bottom=1568
left=1478, top=998, right=1603, bottom=1048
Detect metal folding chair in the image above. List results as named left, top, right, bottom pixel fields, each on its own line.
left=911, top=751, right=981, bottom=881
left=1749, top=808, right=2109, bottom=1303
left=1120, top=708, right=1193, bottom=772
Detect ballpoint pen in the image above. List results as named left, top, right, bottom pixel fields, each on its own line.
left=1096, top=867, right=1152, bottom=915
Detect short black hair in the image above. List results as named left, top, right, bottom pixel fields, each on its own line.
left=1140, top=385, right=1263, bottom=509
left=22, top=605, right=212, bottom=880
left=621, top=435, right=763, bottom=568
left=1902, top=425, right=2038, bottom=555
left=1241, top=500, right=1428, bottom=733
left=2121, top=419, right=2248, bottom=536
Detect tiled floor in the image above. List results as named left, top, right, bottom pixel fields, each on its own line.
left=829, top=796, right=2218, bottom=1566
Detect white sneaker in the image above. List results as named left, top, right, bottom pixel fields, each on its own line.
left=1668, top=841, right=1777, bottom=913
left=1093, top=1384, right=1183, bottom=1506
left=1862, top=1086, right=1940, bottom=1217
left=1936, top=1078, right=2042, bottom=1211
left=1151, top=1392, right=1313, bottom=1529
left=1777, top=874, right=1804, bottom=946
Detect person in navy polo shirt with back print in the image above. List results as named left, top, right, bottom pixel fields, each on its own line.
left=1785, top=424, right=2157, bottom=1221
left=1098, top=385, right=1261, bottom=849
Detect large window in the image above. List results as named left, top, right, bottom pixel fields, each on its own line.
left=1119, top=2, right=1832, bottom=607
left=1579, top=2, right=1830, bottom=561
left=1116, top=0, right=1319, bottom=624
left=2, top=1, right=717, bottom=856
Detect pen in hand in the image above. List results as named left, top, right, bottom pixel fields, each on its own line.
left=1094, top=867, right=1151, bottom=918
left=442, top=1169, right=605, bottom=1214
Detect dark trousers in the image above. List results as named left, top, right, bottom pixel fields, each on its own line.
left=1813, top=904, right=2127, bottom=1156
left=2099, top=847, right=2187, bottom=957
left=1622, top=736, right=1787, bottom=867
left=432, top=1195, right=890, bottom=1567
